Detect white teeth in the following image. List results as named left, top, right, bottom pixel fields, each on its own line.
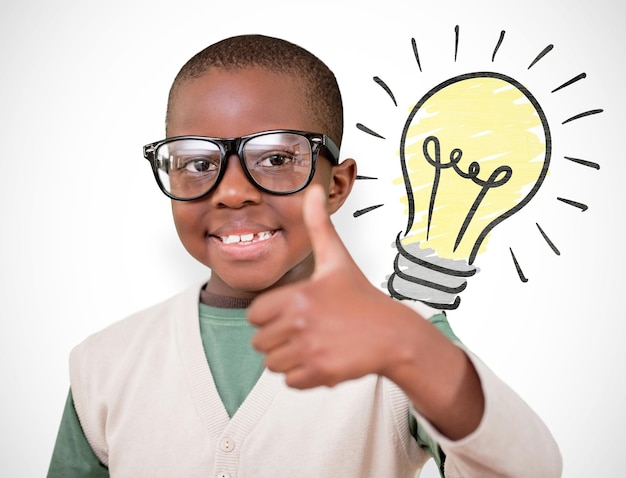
left=222, top=235, right=240, bottom=245
left=219, top=231, right=274, bottom=245
left=240, top=233, right=254, bottom=242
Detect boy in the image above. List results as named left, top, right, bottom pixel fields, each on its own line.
left=49, top=34, right=562, bottom=477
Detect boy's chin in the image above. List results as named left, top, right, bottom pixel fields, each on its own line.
left=205, top=272, right=288, bottom=299
left=205, top=256, right=315, bottom=299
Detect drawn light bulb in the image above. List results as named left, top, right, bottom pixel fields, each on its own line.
left=388, top=72, right=551, bottom=309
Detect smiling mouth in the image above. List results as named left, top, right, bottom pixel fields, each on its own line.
left=217, top=231, right=275, bottom=245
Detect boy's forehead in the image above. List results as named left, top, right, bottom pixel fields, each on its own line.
left=168, top=67, right=322, bottom=137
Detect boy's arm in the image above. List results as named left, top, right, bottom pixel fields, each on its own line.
left=406, top=304, right=562, bottom=476
left=408, top=336, right=563, bottom=477
left=248, top=185, right=562, bottom=476
left=47, top=390, right=110, bottom=478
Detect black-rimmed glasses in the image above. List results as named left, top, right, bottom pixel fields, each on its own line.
left=143, top=129, right=340, bottom=201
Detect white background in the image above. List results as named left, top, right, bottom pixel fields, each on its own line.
left=1, top=0, right=624, bottom=476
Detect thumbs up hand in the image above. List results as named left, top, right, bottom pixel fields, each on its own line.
left=248, top=184, right=484, bottom=438
left=248, top=184, right=410, bottom=389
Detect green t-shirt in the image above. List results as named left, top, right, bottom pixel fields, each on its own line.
left=197, top=303, right=265, bottom=417
left=47, top=304, right=453, bottom=477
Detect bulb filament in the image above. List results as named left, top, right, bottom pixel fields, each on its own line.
left=422, top=135, right=512, bottom=251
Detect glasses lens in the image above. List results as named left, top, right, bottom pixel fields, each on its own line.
left=243, top=132, right=313, bottom=193
left=155, top=139, right=222, bottom=199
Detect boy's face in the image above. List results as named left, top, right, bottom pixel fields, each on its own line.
left=167, top=67, right=354, bottom=299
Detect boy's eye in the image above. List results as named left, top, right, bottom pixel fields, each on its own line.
left=256, top=152, right=296, bottom=168
left=183, top=158, right=219, bottom=173
left=168, top=156, right=220, bottom=175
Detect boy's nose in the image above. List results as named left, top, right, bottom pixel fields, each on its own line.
left=209, top=154, right=262, bottom=208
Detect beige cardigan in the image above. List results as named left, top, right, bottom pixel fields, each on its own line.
left=70, top=283, right=562, bottom=477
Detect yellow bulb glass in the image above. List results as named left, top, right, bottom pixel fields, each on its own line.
left=398, top=73, right=550, bottom=263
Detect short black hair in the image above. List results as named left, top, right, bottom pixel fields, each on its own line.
left=166, top=34, right=344, bottom=147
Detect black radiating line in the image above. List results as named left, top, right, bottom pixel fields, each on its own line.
left=528, top=44, right=554, bottom=69
left=536, top=223, right=561, bottom=255
left=356, top=123, right=385, bottom=139
left=510, top=248, right=528, bottom=283
left=564, top=156, right=600, bottom=170
left=552, top=73, right=586, bottom=93
left=562, top=109, right=604, bottom=125
left=557, top=197, right=588, bottom=211
left=353, top=204, right=384, bottom=217
left=356, top=175, right=378, bottom=180
left=373, top=76, right=398, bottom=106
left=492, top=30, right=506, bottom=62
left=411, top=37, right=422, bottom=72
left=454, top=25, right=460, bottom=62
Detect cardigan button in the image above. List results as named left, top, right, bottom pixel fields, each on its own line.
left=220, top=438, right=235, bottom=453
left=216, top=473, right=231, bottom=478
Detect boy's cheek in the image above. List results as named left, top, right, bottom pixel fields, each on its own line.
left=172, top=202, right=206, bottom=234
left=171, top=205, right=210, bottom=264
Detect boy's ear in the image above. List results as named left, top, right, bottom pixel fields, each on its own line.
left=327, top=158, right=357, bottom=214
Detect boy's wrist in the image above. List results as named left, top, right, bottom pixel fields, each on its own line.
left=376, top=300, right=433, bottom=381
left=378, top=302, right=485, bottom=440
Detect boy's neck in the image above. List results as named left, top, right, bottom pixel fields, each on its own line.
left=200, top=285, right=254, bottom=309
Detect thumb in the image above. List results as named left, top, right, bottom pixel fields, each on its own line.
left=303, top=184, right=352, bottom=277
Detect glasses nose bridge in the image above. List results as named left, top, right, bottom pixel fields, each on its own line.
left=214, top=137, right=260, bottom=194
left=219, top=137, right=243, bottom=157
left=219, top=137, right=249, bottom=175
